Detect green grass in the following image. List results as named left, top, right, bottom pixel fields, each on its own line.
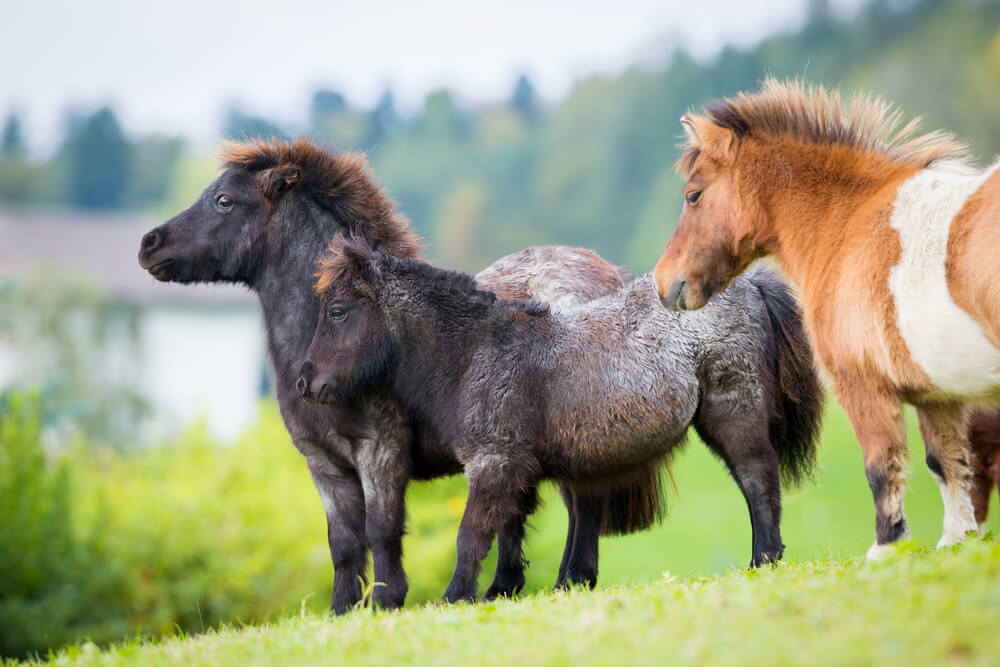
left=6, top=399, right=999, bottom=660
left=22, top=540, right=1000, bottom=666
left=465, top=403, right=999, bottom=595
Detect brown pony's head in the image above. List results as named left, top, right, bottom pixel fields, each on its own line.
left=654, top=78, right=970, bottom=311
left=297, top=236, right=391, bottom=403
left=653, top=112, right=762, bottom=311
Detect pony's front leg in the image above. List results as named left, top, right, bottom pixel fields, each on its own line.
left=356, top=443, right=411, bottom=611
left=916, top=403, right=978, bottom=548
left=305, top=453, right=368, bottom=614
left=443, top=454, right=536, bottom=604
left=483, top=485, right=539, bottom=601
left=834, top=379, right=910, bottom=559
left=694, top=401, right=783, bottom=567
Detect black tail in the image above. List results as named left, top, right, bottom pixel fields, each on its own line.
left=558, top=455, right=671, bottom=537
left=599, top=459, right=669, bottom=536
left=750, top=269, right=825, bottom=488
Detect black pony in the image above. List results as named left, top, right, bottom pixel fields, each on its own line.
left=300, top=237, right=825, bottom=602
left=137, top=138, right=662, bottom=611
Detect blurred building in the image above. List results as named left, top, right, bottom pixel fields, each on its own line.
left=0, top=208, right=267, bottom=443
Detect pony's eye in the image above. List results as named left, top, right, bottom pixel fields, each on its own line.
left=215, top=194, right=234, bottom=210
left=685, top=190, right=703, bottom=205
left=329, top=307, right=348, bottom=322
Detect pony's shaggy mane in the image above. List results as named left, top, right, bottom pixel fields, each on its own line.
left=678, top=77, right=969, bottom=175
left=316, top=236, right=548, bottom=316
left=220, top=138, right=424, bottom=260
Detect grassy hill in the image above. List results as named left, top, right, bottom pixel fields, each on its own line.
left=5, top=396, right=999, bottom=660
left=17, top=540, right=1000, bottom=666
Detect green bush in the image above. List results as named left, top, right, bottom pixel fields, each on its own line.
left=0, top=394, right=472, bottom=659
left=0, top=393, right=130, bottom=658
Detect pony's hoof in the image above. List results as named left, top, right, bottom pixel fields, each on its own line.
left=441, top=584, right=477, bottom=604
left=866, top=541, right=896, bottom=561
left=482, top=570, right=524, bottom=602
left=936, top=529, right=976, bottom=549
left=750, top=547, right=784, bottom=568
left=481, top=588, right=508, bottom=602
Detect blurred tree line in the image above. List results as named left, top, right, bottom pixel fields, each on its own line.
left=1, top=0, right=998, bottom=272
left=0, top=108, right=183, bottom=211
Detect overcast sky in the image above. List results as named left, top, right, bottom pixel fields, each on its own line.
left=1, top=0, right=864, bottom=151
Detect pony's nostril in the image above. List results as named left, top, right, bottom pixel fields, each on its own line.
left=295, top=376, right=308, bottom=397
left=141, top=230, right=161, bottom=253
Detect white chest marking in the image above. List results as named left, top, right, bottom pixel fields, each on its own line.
left=888, top=160, right=1000, bottom=397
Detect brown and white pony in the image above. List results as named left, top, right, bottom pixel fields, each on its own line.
left=651, top=78, right=1000, bottom=557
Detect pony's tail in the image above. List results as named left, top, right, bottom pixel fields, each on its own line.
left=558, top=456, right=671, bottom=537
left=750, top=269, right=825, bottom=488
left=600, top=459, right=669, bottom=536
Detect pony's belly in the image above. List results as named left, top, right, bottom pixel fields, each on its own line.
left=889, top=162, right=1000, bottom=398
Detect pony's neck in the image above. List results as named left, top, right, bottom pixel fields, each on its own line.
left=748, top=142, right=916, bottom=289
left=254, top=198, right=344, bottom=389
left=385, top=277, right=500, bottom=443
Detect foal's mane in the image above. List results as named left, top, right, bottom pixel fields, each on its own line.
left=678, top=77, right=969, bottom=175
left=220, top=138, right=424, bottom=260
left=315, top=236, right=549, bottom=316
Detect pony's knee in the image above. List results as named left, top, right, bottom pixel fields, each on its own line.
left=468, top=455, right=539, bottom=527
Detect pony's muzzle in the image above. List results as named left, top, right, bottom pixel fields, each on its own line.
left=138, top=228, right=166, bottom=269
left=297, top=362, right=332, bottom=403
left=658, top=278, right=687, bottom=312
left=141, top=229, right=162, bottom=254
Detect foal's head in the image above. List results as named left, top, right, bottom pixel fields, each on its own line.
left=297, top=237, right=392, bottom=404
left=138, top=138, right=421, bottom=285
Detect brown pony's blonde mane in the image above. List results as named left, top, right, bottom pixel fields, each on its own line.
left=220, top=138, right=424, bottom=261
left=677, top=77, right=969, bottom=175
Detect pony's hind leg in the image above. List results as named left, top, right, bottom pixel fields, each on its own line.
left=554, top=483, right=578, bottom=589
left=969, top=467, right=992, bottom=534
left=694, top=404, right=784, bottom=567
left=559, top=491, right=602, bottom=588
left=834, top=379, right=910, bottom=559
left=967, top=410, right=1000, bottom=533
left=916, top=403, right=978, bottom=548
left=482, top=485, right=539, bottom=601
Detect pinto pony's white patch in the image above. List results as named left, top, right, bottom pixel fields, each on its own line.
left=888, top=160, right=1000, bottom=397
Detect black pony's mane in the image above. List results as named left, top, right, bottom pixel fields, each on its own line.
left=316, top=235, right=548, bottom=316
left=221, top=138, right=424, bottom=261
left=394, top=254, right=550, bottom=316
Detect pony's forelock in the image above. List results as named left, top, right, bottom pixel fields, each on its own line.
left=314, top=235, right=376, bottom=295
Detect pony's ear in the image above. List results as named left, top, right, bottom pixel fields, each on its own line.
left=680, top=113, right=702, bottom=147
left=681, top=113, right=737, bottom=162
left=257, top=164, right=302, bottom=200
left=341, top=241, right=381, bottom=288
